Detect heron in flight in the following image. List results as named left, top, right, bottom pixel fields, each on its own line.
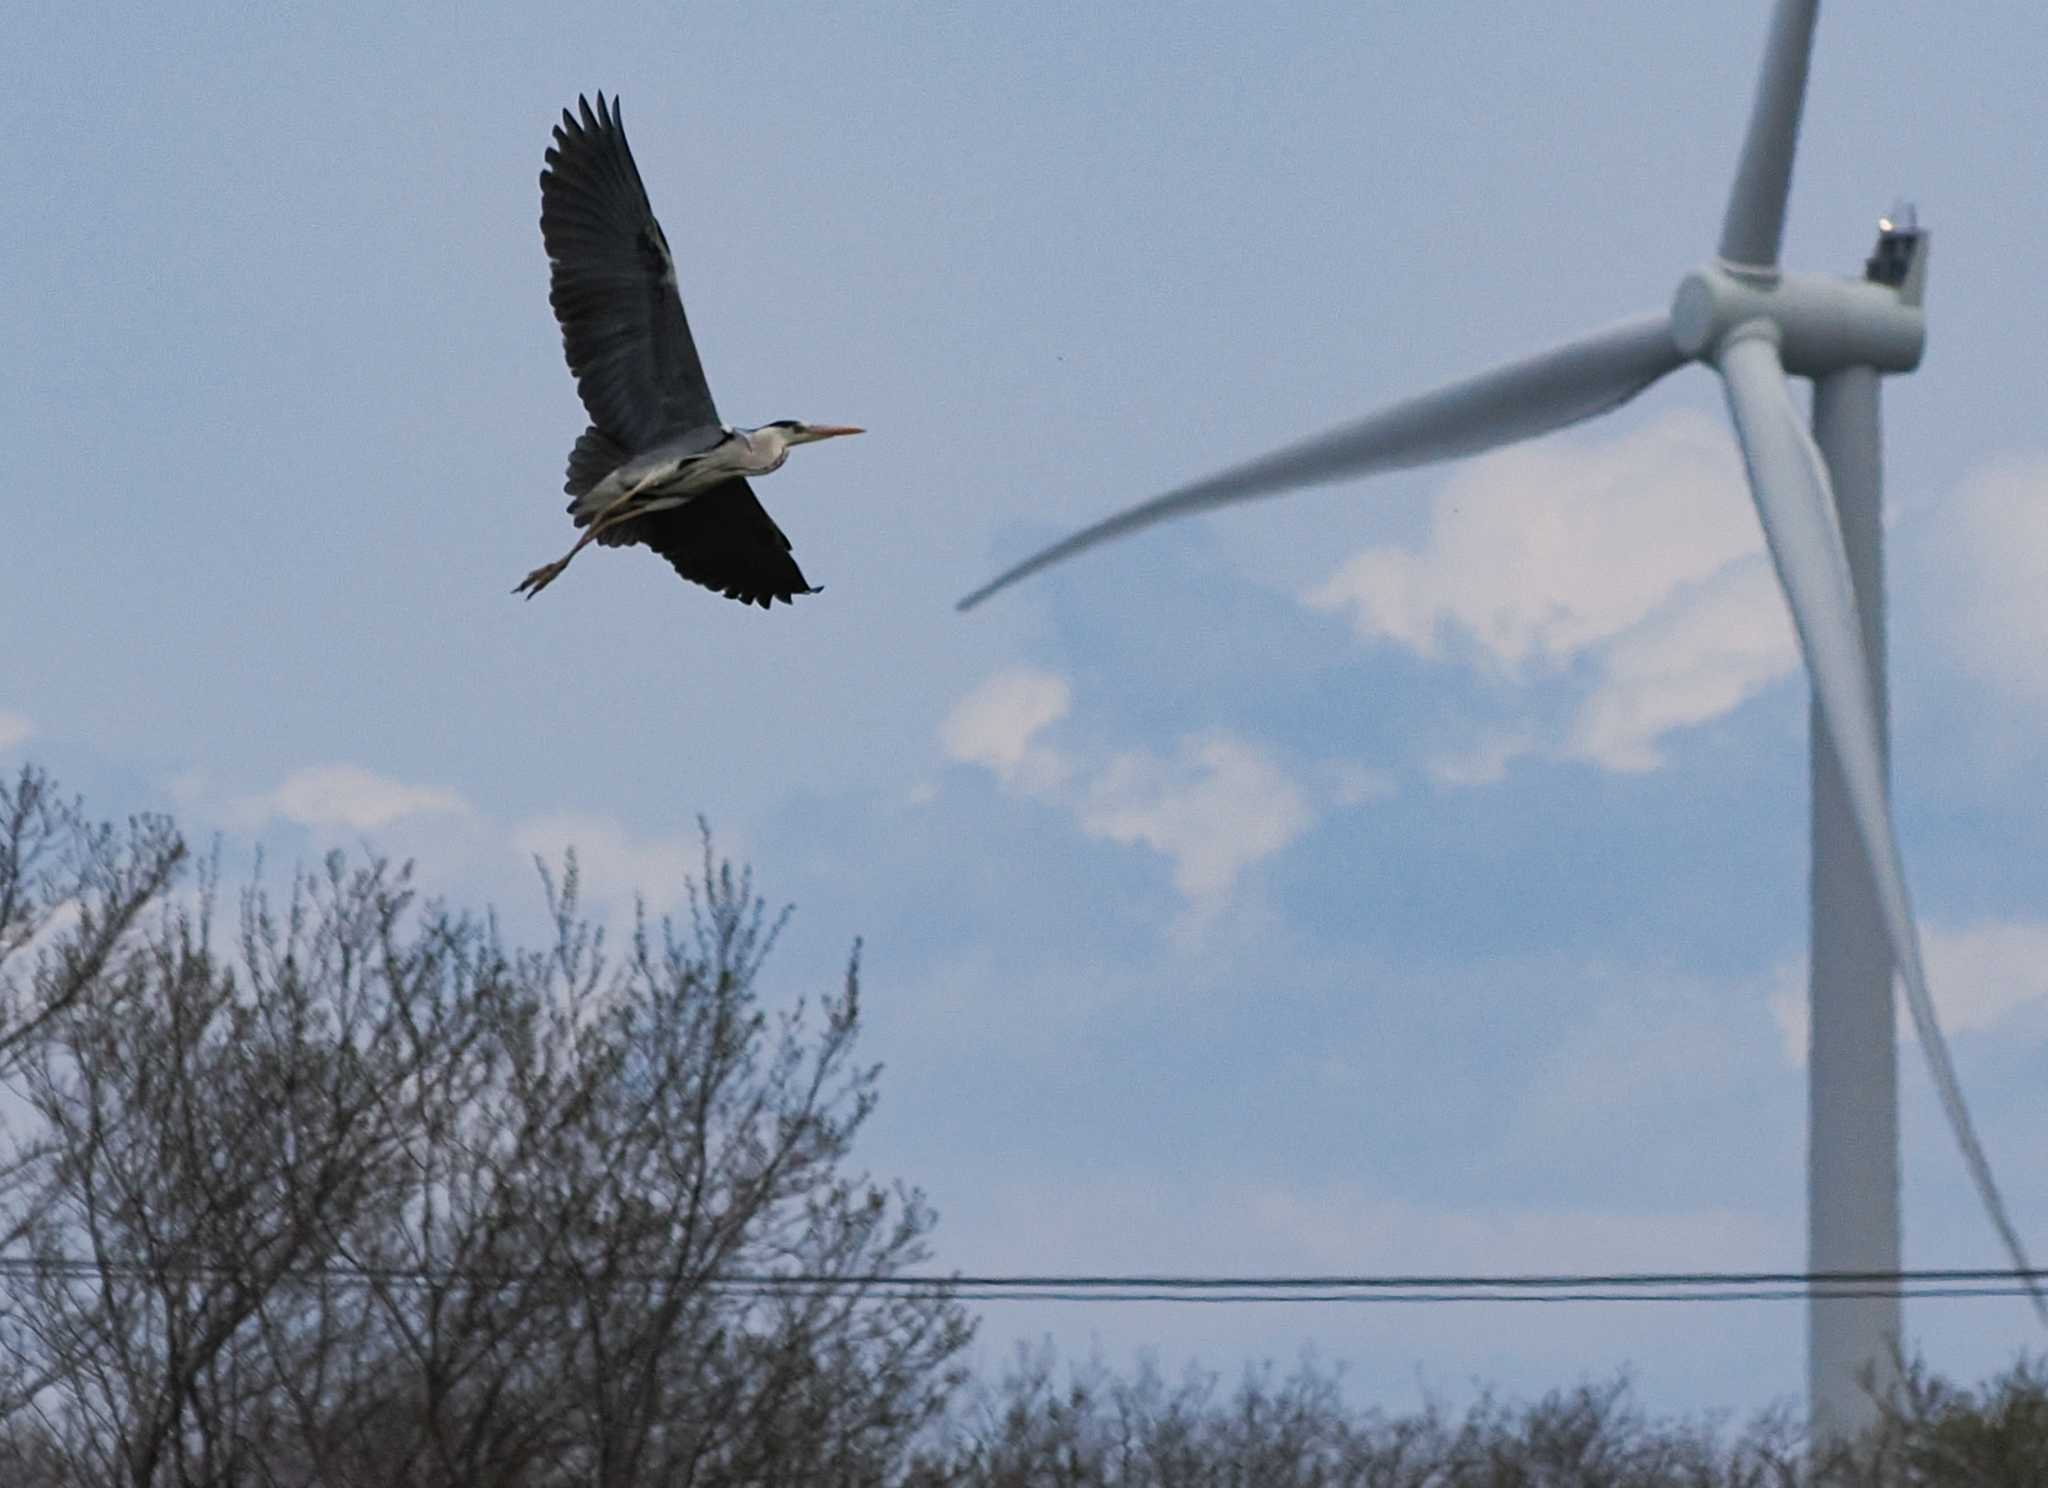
left=516, top=94, right=861, bottom=605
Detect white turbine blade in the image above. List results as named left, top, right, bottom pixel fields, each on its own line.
left=1718, top=332, right=2048, bottom=1322
left=958, top=312, right=1684, bottom=612
left=1718, top=0, right=1819, bottom=268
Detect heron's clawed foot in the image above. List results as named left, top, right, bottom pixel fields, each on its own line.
left=514, top=560, right=568, bottom=599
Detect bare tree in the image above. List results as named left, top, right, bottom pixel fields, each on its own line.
left=0, top=764, right=185, bottom=1075
left=0, top=768, right=969, bottom=1487
left=324, top=851, right=972, bottom=1487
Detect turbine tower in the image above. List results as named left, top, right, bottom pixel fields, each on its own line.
left=960, top=1, right=2043, bottom=1442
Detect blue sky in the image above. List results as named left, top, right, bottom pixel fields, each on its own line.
left=7, top=0, right=2048, bottom=1421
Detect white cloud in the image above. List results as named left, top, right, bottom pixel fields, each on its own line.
left=941, top=671, right=1325, bottom=912
left=1769, top=919, right=2048, bottom=1063
left=1929, top=458, right=2048, bottom=715
left=1304, top=411, right=1806, bottom=776
left=1081, top=735, right=1313, bottom=904
left=939, top=667, right=1072, bottom=792
left=1301, top=444, right=2048, bottom=781
left=511, top=812, right=705, bottom=912
left=0, top=711, right=31, bottom=752
left=1564, top=554, right=1798, bottom=772
left=1306, top=410, right=1758, bottom=674
left=252, top=764, right=469, bottom=831
left=177, top=762, right=711, bottom=937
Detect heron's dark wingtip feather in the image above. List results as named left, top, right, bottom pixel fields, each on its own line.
left=539, top=90, right=718, bottom=449
left=617, top=479, right=817, bottom=610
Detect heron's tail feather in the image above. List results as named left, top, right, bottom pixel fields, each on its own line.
left=564, top=425, right=629, bottom=503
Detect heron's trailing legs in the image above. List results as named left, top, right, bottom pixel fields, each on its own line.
left=512, top=480, right=657, bottom=598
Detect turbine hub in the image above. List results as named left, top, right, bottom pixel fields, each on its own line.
left=1668, top=258, right=1926, bottom=375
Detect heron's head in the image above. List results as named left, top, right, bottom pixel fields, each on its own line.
left=762, top=419, right=864, bottom=447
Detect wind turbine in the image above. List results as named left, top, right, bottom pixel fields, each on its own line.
left=959, top=0, right=2043, bottom=1443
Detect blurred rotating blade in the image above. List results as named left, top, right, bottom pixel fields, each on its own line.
left=1718, top=0, right=1819, bottom=268
left=1717, top=330, right=2047, bottom=1323
left=958, top=311, right=1684, bottom=611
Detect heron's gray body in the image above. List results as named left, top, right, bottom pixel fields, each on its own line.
left=569, top=424, right=802, bottom=528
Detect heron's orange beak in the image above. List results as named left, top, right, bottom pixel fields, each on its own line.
left=803, top=424, right=864, bottom=442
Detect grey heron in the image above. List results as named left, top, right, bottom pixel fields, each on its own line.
left=515, top=94, right=862, bottom=605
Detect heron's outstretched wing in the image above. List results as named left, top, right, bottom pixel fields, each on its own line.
left=623, top=480, right=817, bottom=609
left=540, top=93, right=718, bottom=452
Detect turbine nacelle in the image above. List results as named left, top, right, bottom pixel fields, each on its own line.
left=1866, top=205, right=1929, bottom=303
left=1670, top=246, right=1928, bottom=374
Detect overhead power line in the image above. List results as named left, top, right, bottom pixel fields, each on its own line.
left=0, top=1258, right=2042, bottom=1305
left=832, top=1269, right=2048, bottom=1305
left=934, top=1284, right=2042, bottom=1306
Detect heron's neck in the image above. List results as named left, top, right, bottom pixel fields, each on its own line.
left=736, top=424, right=793, bottom=475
